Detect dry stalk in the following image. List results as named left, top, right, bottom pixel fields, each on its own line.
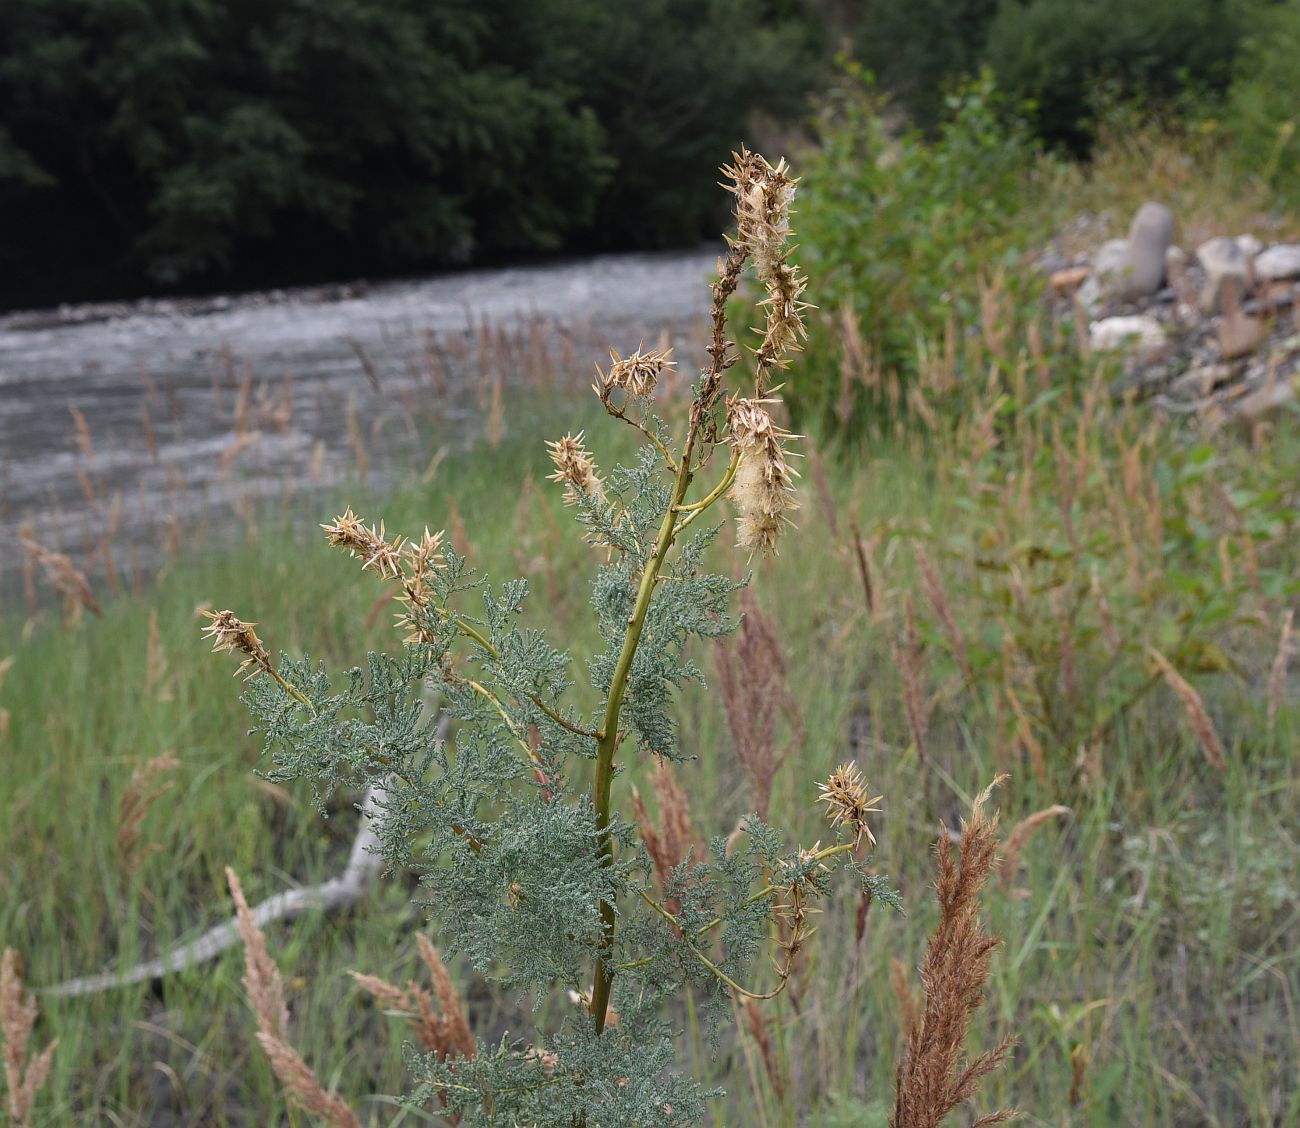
left=996, top=806, right=1070, bottom=891
left=1, top=950, right=57, bottom=1128
left=712, top=589, right=802, bottom=820
left=890, top=779, right=1018, bottom=1128
left=1268, top=608, right=1294, bottom=735
left=895, top=596, right=932, bottom=777
left=227, top=868, right=361, bottom=1128
left=913, top=544, right=971, bottom=682
left=740, top=997, right=784, bottom=1101
left=630, top=760, right=702, bottom=917
left=1149, top=649, right=1227, bottom=771
left=117, top=751, right=180, bottom=877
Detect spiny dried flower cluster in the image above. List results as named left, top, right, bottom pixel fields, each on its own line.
left=199, top=608, right=274, bottom=680
left=321, top=507, right=405, bottom=580
left=595, top=345, right=675, bottom=400
left=227, top=868, right=361, bottom=1128
left=351, top=933, right=476, bottom=1063
left=890, top=779, right=1018, bottom=1128
left=2, top=949, right=57, bottom=1128
left=722, top=148, right=810, bottom=377
left=545, top=432, right=605, bottom=507
left=727, top=396, right=800, bottom=555
left=817, top=760, right=883, bottom=849
left=321, top=511, right=447, bottom=643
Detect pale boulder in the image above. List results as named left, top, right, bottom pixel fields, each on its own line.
left=1089, top=314, right=1166, bottom=359
left=1254, top=244, right=1300, bottom=283
left=1119, top=202, right=1174, bottom=298
left=1196, top=236, right=1250, bottom=314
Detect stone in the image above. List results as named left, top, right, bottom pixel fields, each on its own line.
left=1077, top=238, right=1130, bottom=315
left=1050, top=265, right=1091, bottom=296
left=1235, top=376, right=1297, bottom=422
left=1196, top=236, right=1250, bottom=314
left=1120, top=202, right=1174, bottom=298
left=1171, top=363, right=1234, bottom=399
left=1165, top=245, right=1189, bottom=285
left=1089, top=314, right=1166, bottom=358
left=1236, top=234, right=1263, bottom=261
left=1254, top=244, right=1300, bottom=283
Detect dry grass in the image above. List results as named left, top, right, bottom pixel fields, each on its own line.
left=1, top=949, right=57, bottom=1128
left=226, top=868, right=361, bottom=1128
left=890, top=779, right=1018, bottom=1128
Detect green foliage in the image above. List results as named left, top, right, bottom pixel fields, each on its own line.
left=787, top=69, right=1045, bottom=435
left=984, top=0, right=1244, bottom=152
left=0, top=0, right=817, bottom=303
left=1223, top=1, right=1300, bottom=207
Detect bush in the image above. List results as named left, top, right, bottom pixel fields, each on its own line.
left=1223, top=1, right=1300, bottom=207
left=786, top=69, right=1047, bottom=437
left=985, top=0, right=1244, bottom=152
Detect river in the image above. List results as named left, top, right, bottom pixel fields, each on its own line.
left=0, top=247, right=719, bottom=612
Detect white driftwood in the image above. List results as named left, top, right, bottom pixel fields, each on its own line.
left=44, top=720, right=434, bottom=999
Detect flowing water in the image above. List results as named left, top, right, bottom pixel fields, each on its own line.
left=0, top=247, right=719, bottom=610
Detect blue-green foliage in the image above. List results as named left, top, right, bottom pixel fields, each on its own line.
left=237, top=408, right=894, bottom=1122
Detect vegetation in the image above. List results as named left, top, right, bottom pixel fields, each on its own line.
left=0, top=0, right=815, bottom=304
left=2, top=21, right=1300, bottom=1124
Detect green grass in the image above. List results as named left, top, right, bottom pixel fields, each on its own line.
left=3, top=386, right=1297, bottom=1126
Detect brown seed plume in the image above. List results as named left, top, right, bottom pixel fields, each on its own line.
left=227, top=869, right=361, bottom=1128
left=712, top=589, right=801, bottom=820
left=2, top=949, right=58, bottom=1128
left=1149, top=649, right=1227, bottom=771
left=890, top=779, right=1019, bottom=1128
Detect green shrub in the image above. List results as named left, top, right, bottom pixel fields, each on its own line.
left=787, top=68, right=1047, bottom=437
left=1223, top=1, right=1300, bottom=207
left=985, top=0, right=1244, bottom=152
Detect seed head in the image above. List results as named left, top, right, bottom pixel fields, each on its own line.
left=321, top=508, right=405, bottom=580
left=545, top=432, right=605, bottom=507
left=722, top=148, right=797, bottom=286
left=199, top=609, right=274, bottom=681
left=596, top=346, right=674, bottom=400
left=727, top=396, right=800, bottom=555
left=817, top=761, right=883, bottom=848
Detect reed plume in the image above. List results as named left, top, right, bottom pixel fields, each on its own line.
left=1, top=949, right=57, bottom=1128
left=890, top=779, right=1018, bottom=1128
left=226, top=868, right=361, bottom=1128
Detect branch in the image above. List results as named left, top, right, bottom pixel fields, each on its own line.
left=44, top=716, right=449, bottom=999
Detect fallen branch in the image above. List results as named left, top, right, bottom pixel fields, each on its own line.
left=44, top=717, right=446, bottom=998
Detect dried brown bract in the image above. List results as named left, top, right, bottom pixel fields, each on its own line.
left=596, top=345, right=674, bottom=400
left=321, top=507, right=405, bottom=580
left=817, top=761, right=883, bottom=849
left=199, top=608, right=274, bottom=681
left=890, top=779, right=1018, bottom=1128
left=727, top=395, right=800, bottom=555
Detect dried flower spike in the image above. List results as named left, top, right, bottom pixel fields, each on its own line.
left=728, top=396, right=800, bottom=555
left=199, top=609, right=274, bottom=681
left=546, top=432, right=605, bottom=507
left=817, top=761, right=883, bottom=848
left=596, top=345, right=674, bottom=400
left=321, top=508, right=405, bottom=579
left=722, top=148, right=797, bottom=286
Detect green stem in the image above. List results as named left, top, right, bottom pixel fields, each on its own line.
left=588, top=428, right=704, bottom=1033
